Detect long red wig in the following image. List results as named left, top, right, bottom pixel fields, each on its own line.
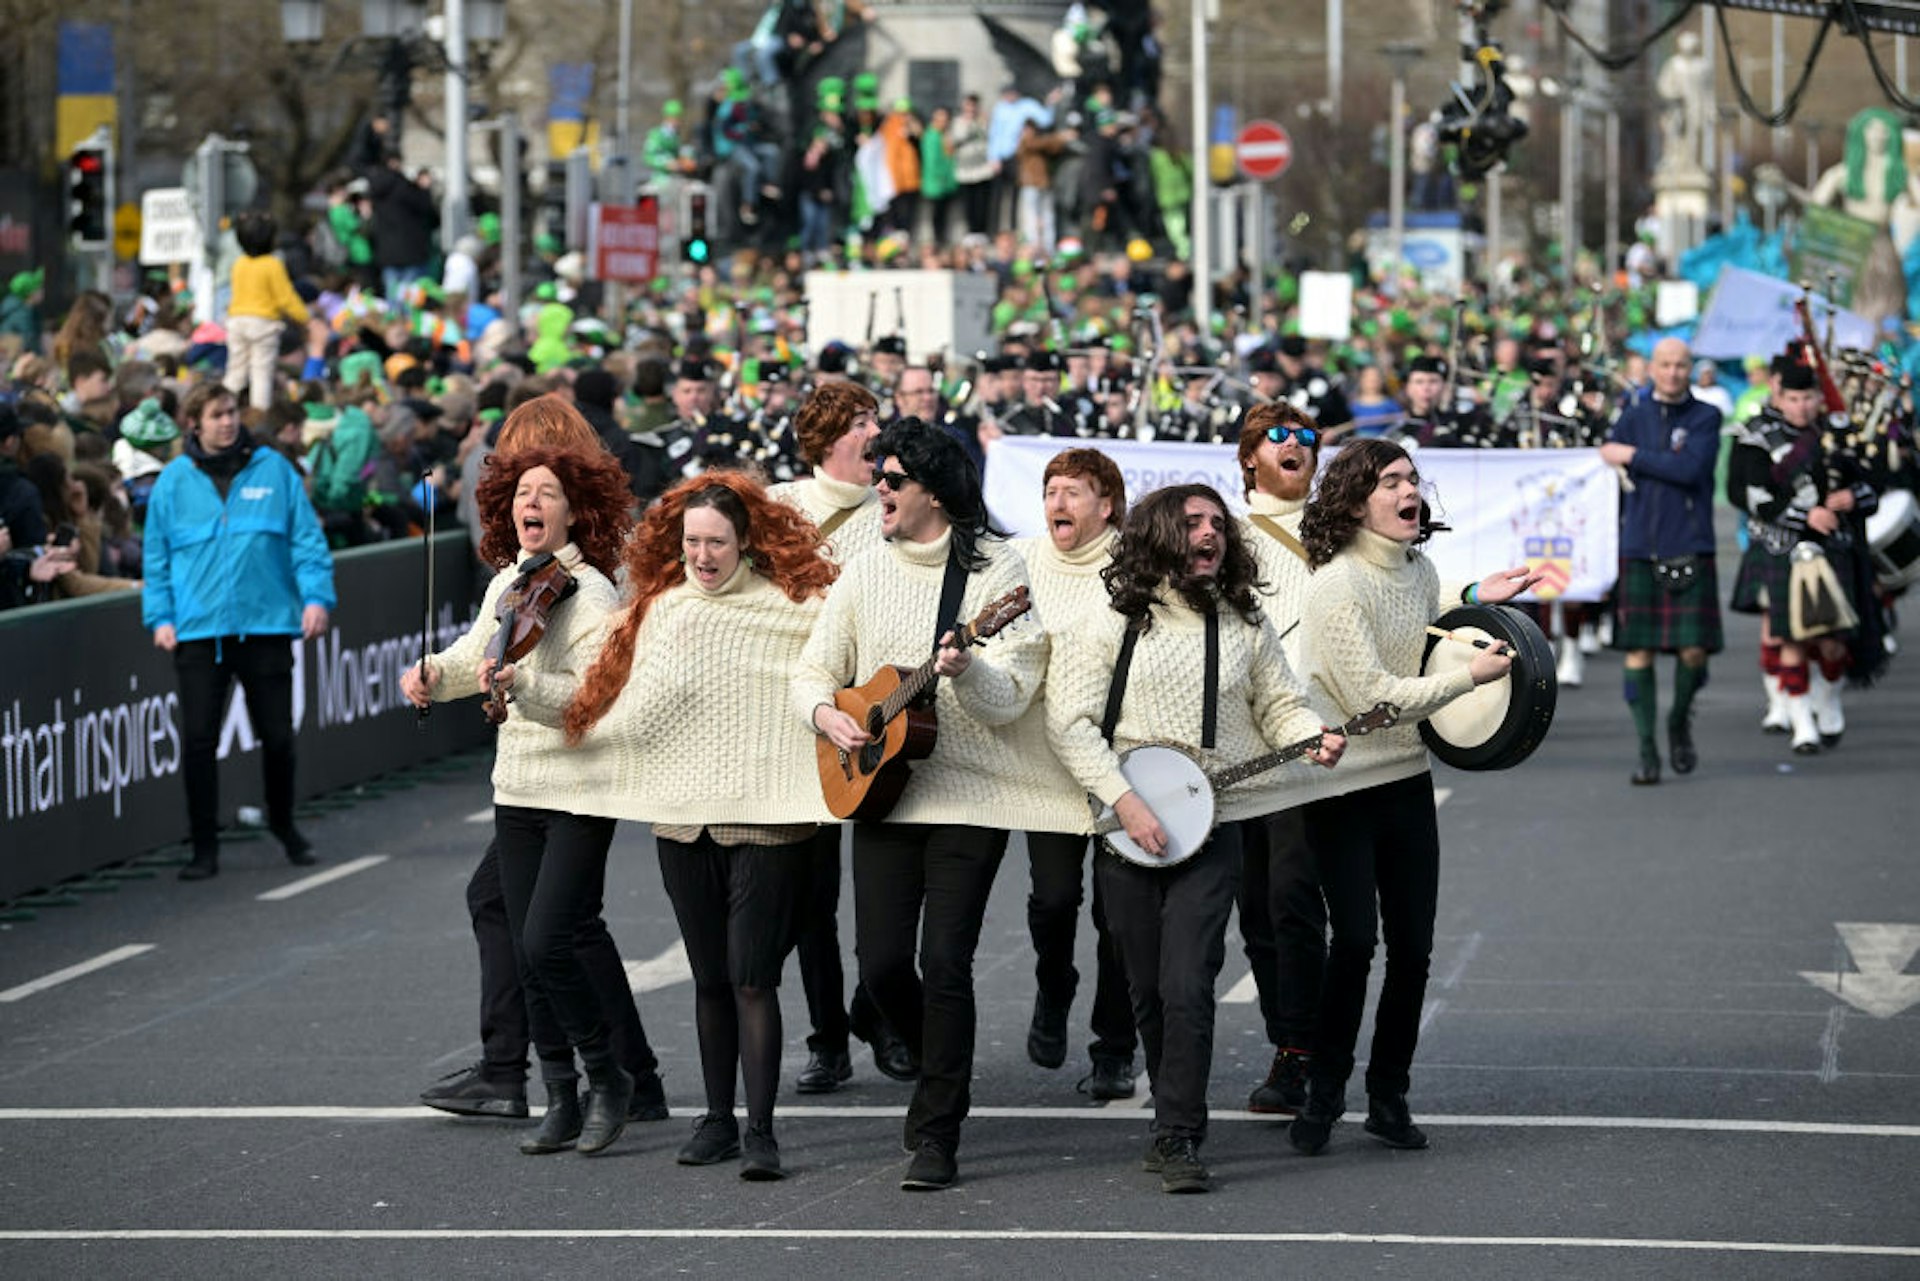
left=474, top=444, right=634, bottom=575
left=564, top=470, right=837, bottom=743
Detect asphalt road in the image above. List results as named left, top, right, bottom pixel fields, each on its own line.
left=2, top=601, right=1916, bottom=1279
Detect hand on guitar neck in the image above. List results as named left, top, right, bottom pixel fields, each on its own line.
left=813, top=628, right=974, bottom=752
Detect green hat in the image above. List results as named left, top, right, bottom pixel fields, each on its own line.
left=894, top=97, right=913, bottom=114
left=992, top=300, right=1017, bottom=330
left=340, top=350, right=385, bottom=387
left=721, top=67, right=747, bottom=97
left=663, top=98, right=683, bottom=118
left=301, top=402, right=339, bottom=422
left=853, top=73, right=878, bottom=93
left=120, top=397, right=180, bottom=448
left=1010, top=258, right=1033, bottom=279
left=8, top=268, right=43, bottom=299
left=476, top=212, right=501, bottom=245
left=533, top=281, right=558, bottom=302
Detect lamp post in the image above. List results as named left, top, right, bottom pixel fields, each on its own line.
left=1381, top=43, right=1423, bottom=290
left=1191, top=0, right=1212, bottom=333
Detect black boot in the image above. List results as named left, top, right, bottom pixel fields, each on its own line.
left=575, top=1036, right=633, bottom=1156
left=627, top=1068, right=669, bottom=1122
left=1026, top=991, right=1069, bottom=1069
left=519, top=1064, right=583, bottom=1155
left=1287, top=1078, right=1345, bottom=1155
left=1363, top=1093, right=1430, bottom=1150
left=1631, top=743, right=1661, bottom=786
left=273, top=825, right=317, bottom=867
left=179, top=848, right=219, bottom=881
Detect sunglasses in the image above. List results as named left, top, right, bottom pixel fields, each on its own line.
left=1265, top=425, right=1319, bottom=447
left=872, top=468, right=917, bottom=491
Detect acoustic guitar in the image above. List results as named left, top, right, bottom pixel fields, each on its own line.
left=816, top=586, right=1032, bottom=821
left=1093, top=701, right=1400, bottom=868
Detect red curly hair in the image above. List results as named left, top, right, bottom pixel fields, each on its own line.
left=474, top=445, right=634, bottom=576
left=564, top=470, right=837, bottom=744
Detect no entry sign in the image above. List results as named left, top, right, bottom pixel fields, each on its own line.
left=1236, top=120, right=1293, bottom=181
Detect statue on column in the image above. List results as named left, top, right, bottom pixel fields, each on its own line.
left=1789, top=107, right=1919, bottom=326
left=1655, top=31, right=1713, bottom=177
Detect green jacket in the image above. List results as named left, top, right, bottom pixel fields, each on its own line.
left=920, top=127, right=957, bottom=201
left=328, top=202, right=373, bottom=267
left=308, top=407, right=378, bottom=515
left=1149, top=147, right=1192, bottom=210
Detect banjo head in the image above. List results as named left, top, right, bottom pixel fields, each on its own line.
left=1418, top=604, right=1557, bottom=771
left=1103, top=743, right=1216, bottom=869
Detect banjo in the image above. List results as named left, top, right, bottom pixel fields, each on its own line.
left=1092, top=702, right=1400, bottom=868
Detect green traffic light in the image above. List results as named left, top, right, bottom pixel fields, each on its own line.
left=687, top=239, right=710, bottom=263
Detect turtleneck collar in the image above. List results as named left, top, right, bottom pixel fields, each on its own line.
left=811, top=467, right=873, bottom=511
left=1248, top=490, right=1307, bottom=519
left=1352, top=526, right=1414, bottom=569
left=1147, top=576, right=1217, bottom=630
left=1041, top=524, right=1117, bottom=568
left=516, top=541, right=585, bottom=573
left=687, top=558, right=753, bottom=598
left=891, top=526, right=954, bottom=568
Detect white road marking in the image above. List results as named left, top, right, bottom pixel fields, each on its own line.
left=464, top=808, right=491, bottom=824
left=0, top=1229, right=1910, bottom=1257
left=1434, top=787, right=1452, bottom=806
left=255, top=855, right=389, bottom=902
left=1800, top=922, right=1920, bottom=1019
left=1818, top=1006, right=1846, bottom=1085
left=0, top=1106, right=1915, bottom=1136
left=623, top=939, right=691, bottom=993
left=1220, top=970, right=1259, bottom=1005
left=0, top=945, right=155, bottom=1004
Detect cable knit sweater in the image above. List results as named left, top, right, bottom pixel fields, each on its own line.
left=426, top=544, right=617, bottom=810
left=1241, top=491, right=1312, bottom=668
left=1011, top=527, right=1120, bottom=834
left=569, top=562, right=835, bottom=827
left=1047, top=585, right=1328, bottom=825
left=792, top=529, right=1088, bottom=832
left=1295, top=527, right=1476, bottom=804
left=768, top=469, right=886, bottom=565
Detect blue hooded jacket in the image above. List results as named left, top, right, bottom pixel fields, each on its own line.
left=142, top=444, right=336, bottom=641
left=1607, top=391, right=1723, bottom=559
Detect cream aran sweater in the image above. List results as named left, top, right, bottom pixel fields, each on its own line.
left=792, top=529, right=1088, bottom=832
left=769, top=469, right=886, bottom=565
left=1047, top=585, right=1329, bottom=825
left=1241, top=491, right=1312, bottom=667
left=568, top=562, right=835, bottom=826
left=1295, top=527, right=1475, bottom=804
left=427, top=543, right=617, bottom=811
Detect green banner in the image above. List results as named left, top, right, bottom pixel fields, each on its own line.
left=1790, top=205, right=1880, bottom=307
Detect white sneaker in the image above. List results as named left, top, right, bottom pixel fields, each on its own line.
left=1787, top=694, right=1821, bottom=755
left=1760, top=674, right=1790, bottom=734
left=1556, top=635, right=1584, bottom=688
left=1597, top=614, right=1615, bottom=648
left=1578, top=621, right=1601, bottom=655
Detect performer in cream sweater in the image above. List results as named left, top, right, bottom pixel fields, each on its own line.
left=400, top=443, right=640, bottom=1159
left=1008, top=448, right=1138, bottom=1102
left=566, top=472, right=837, bottom=1181
left=1232, top=403, right=1330, bottom=1119
left=766, top=380, right=914, bottom=1096
left=792, top=419, right=1082, bottom=1192
left=1048, top=483, right=1345, bottom=1194
left=1288, top=438, right=1538, bottom=1158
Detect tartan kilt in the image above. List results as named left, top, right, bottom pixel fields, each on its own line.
left=1611, top=556, right=1725, bottom=653
left=1728, top=543, right=1791, bottom=634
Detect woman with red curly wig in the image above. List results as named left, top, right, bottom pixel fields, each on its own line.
left=401, top=442, right=640, bottom=1159
left=565, top=471, right=836, bottom=1180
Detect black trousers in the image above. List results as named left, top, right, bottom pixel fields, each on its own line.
left=1096, top=824, right=1243, bottom=1142
left=467, top=840, right=661, bottom=1082
left=1236, top=807, right=1328, bottom=1050
left=657, top=835, right=805, bottom=992
left=960, top=180, right=994, bottom=236
left=852, top=822, right=1007, bottom=1149
left=173, top=636, right=296, bottom=856
left=1300, top=773, right=1440, bottom=1098
left=1025, top=831, right=1137, bottom=1060
left=791, top=825, right=884, bottom=1055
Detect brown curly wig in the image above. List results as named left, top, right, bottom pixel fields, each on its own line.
left=474, top=445, right=634, bottom=575
left=1300, top=438, right=1436, bottom=568
left=564, top=470, right=838, bottom=743
left=1102, top=483, right=1264, bottom=630
left=793, top=381, right=879, bottom=467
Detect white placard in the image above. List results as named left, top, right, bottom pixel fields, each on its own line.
left=983, top=436, right=1620, bottom=601
left=1296, top=270, right=1354, bottom=340
left=1691, top=265, right=1873, bottom=360
left=803, top=269, right=998, bottom=364
left=138, top=188, right=202, bottom=266
left=1655, top=279, right=1700, bottom=327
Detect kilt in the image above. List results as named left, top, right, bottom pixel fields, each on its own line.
left=1611, top=556, right=1724, bottom=653
left=1728, top=543, right=1790, bottom=633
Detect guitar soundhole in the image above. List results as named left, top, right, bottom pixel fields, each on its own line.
left=858, top=742, right=883, bottom=774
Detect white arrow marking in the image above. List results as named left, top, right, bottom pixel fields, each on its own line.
left=1799, top=922, right=1920, bottom=1019
left=624, top=938, right=692, bottom=994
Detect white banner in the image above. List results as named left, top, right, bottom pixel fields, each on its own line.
left=983, top=437, right=1620, bottom=602
left=1691, top=266, right=1872, bottom=360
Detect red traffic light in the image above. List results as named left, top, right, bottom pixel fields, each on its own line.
left=72, top=152, right=105, bottom=175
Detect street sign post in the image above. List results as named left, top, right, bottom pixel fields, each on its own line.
left=1235, top=120, right=1293, bottom=182
left=137, top=188, right=201, bottom=266
left=588, top=199, right=660, bottom=283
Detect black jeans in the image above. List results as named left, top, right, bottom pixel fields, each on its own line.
left=1301, top=773, right=1440, bottom=1098
left=793, top=825, right=851, bottom=1054
left=1025, top=831, right=1137, bottom=1060
left=467, top=839, right=660, bottom=1083
left=173, top=636, right=296, bottom=857
left=1096, top=824, right=1243, bottom=1142
left=1236, top=808, right=1327, bottom=1050
left=852, top=822, right=1007, bottom=1150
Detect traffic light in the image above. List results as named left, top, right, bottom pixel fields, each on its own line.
left=67, top=141, right=111, bottom=246
left=683, top=188, right=710, bottom=264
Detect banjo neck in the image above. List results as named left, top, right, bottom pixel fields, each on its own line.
left=1211, top=701, right=1401, bottom=792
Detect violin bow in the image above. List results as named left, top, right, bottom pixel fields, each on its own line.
left=417, top=473, right=435, bottom=725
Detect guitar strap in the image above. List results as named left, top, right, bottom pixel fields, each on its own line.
left=1249, top=514, right=1309, bottom=564
left=933, top=551, right=969, bottom=652
left=816, top=503, right=858, bottom=542
left=1100, top=624, right=1142, bottom=744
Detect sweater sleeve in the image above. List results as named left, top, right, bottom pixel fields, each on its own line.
left=1247, top=614, right=1328, bottom=751
left=512, top=577, right=615, bottom=727
left=947, top=558, right=1045, bottom=727
left=1043, top=620, right=1132, bottom=807
left=1312, top=593, right=1473, bottom=725
left=430, top=569, right=509, bottom=702
left=267, top=258, right=311, bottom=326
left=1626, top=403, right=1720, bottom=487
left=791, top=564, right=861, bottom=728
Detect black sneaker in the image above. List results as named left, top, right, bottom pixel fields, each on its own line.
left=900, top=1138, right=957, bottom=1191
left=178, top=854, right=219, bottom=882
left=677, top=1112, right=741, bottom=1165
left=1155, top=1136, right=1210, bottom=1194
left=420, top=1063, right=529, bottom=1119
left=1631, top=745, right=1661, bottom=786
left=795, top=1049, right=854, bottom=1095
left=1079, top=1054, right=1137, bottom=1101
left=1141, top=1136, right=1165, bottom=1173
left=623, top=1069, right=668, bottom=1122
left=1026, top=993, right=1069, bottom=1070
left=274, top=825, right=317, bottom=867
left=1363, top=1093, right=1430, bottom=1150
left=1288, top=1080, right=1345, bottom=1156
left=1247, top=1047, right=1310, bottom=1115
left=740, top=1121, right=784, bottom=1181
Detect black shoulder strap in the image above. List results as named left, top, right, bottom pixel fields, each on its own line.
left=1101, top=623, right=1142, bottom=744
left=932, top=549, right=969, bottom=652
left=1201, top=606, right=1220, bottom=750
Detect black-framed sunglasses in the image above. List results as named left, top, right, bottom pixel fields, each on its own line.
left=872, top=467, right=917, bottom=491
left=1266, top=425, right=1319, bottom=447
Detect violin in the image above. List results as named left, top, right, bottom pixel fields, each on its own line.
left=481, top=552, right=579, bottom=725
